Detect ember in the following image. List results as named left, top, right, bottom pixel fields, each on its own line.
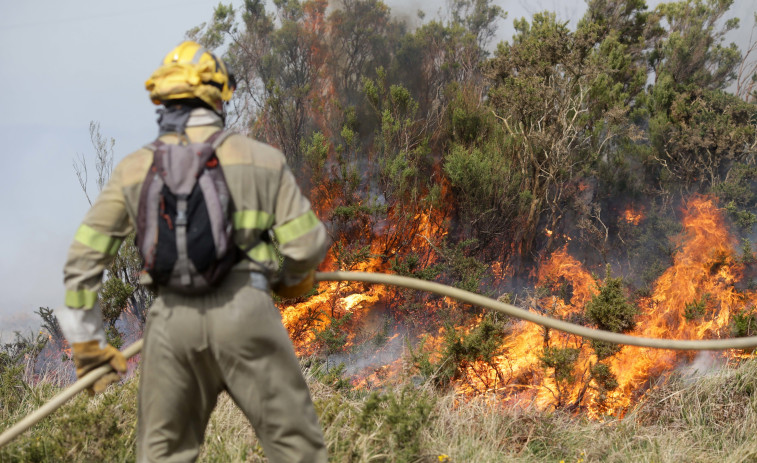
left=623, top=206, right=645, bottom=225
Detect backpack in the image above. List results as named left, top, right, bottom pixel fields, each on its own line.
left=135, top=130, right=239, bottom=293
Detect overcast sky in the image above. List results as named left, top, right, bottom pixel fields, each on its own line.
left=0, top=0, right=754, bottom=340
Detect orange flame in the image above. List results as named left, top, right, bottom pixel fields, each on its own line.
left=623, top=205, right=645, bottom=225
left=449, top=196, right=750, bottom=416
left=380, top=196, right=750, bottom=416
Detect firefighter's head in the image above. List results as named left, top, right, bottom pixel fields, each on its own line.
left=145, top=41, right=236, bottom=113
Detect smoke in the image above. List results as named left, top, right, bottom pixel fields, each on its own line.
left=384, top=0, right=428, bottom=27
left=330, top=301, right=411, bottom=378
left=0, top=312, right=40, bottom=343
left=334, top=328, right=408, bottom=377
left=678, top=351, right=727, bottom=381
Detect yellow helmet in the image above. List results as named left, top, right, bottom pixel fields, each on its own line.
left=145, top=41, right=235, bottom=111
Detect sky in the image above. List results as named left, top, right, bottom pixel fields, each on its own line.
left=0, top=0, right=754, bottom=340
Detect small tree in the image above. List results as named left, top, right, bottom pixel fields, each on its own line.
left=314, top=310, right=354, bottom=370
left=413, top=313, right=509, bottom=392
left=649, top=0, right=741, bottom=90
left=585, top=267, right=638, bottom=360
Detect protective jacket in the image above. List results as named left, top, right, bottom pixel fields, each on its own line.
left=58, top=109, right=328, bottom=341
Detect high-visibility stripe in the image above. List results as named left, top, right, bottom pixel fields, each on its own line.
left=247, top=242, right=276, bottom=263
left=274, top=210, right=320, bottom=244
left=74, top=224, right=123, bottom=256
left=233, top=210, right=273, bottom=230
left=65, top=289, right=98, bottom=309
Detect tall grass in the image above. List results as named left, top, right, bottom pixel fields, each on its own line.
left=3, top=358, right=757, bottom=462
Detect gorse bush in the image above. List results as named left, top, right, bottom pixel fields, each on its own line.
left=0, top=370, right=137, bottom=462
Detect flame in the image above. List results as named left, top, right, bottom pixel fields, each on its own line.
left=623, top=205, right=645, bottom=225
left=447, top=246, right=599, bottom=408
left=441, top=196, right=751, bottom=416
left=45, top=333, right=72, bottom=359
left=327, top=195, right=750, bottom=418
left=604, top=197, right=744, bottom=411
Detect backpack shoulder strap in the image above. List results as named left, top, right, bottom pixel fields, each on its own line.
left=206, top=130, right=236, bottom=150
left=143, top=132, right=231, bottom=152
left=143, top=139, right=165, bottom=153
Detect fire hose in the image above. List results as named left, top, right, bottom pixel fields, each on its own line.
left=3, top=270, right=757, bottom=447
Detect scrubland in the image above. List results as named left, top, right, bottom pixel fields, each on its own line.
left=3, top=357, right=757, bottom=462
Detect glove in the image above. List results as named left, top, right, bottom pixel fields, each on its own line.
left=72, top=340, right=127, bottom=395
left=273, top=270, right=315, bottom=299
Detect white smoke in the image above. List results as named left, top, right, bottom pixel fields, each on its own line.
left=678, top=350, right=727, bottom=381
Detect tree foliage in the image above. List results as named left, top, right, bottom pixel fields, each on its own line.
left=585, top=269, right=639, bottom=359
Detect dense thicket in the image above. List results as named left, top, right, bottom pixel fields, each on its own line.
left=182, top=0, right=757, bottom=410
left=183, top=0, right=756, bottom=274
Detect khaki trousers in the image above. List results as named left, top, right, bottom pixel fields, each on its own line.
left=136, top=273, right=327, bottom=463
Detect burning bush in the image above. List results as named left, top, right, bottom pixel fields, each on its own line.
left=585, top=270, right=639, bottom=359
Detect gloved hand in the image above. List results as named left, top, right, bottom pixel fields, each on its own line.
left=72, top=340, right=127, bottom=395
left=273, top=270, right=315, bottom=299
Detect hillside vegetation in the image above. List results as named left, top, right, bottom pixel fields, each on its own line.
left=4, top=0, right=757, bottom=459
left=3, top=357, right=757, bottom=462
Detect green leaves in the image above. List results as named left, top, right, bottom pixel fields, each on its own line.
left=186, top=3, right=236, bottom=49
left=652, top=0, right=741, bottom=89
left=585, top=274, right=638, bottom=334
left=416, top=313, right=510, bottom=391
left=650, top=86, right=757, bottom=186
left=585, top=270, right=638, bottom=359
left=540, top=346, right=580, bottom=384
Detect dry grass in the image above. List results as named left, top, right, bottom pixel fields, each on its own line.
left=4, top=358, right=757, bottom=462
left=197, top=358, right=757, bottom=462
left=199, top=392, right=263, bottom=462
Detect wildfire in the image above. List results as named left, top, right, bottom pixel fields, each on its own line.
left=446, top=247, right=599, bottom=408
left=44, top=333, right=72, bottom=360
left=490, top=261, right=513, bottom=280
left=606, top=197, right=744, bottom=411
left=623, top=205, right=645, bottom=225
left=453, top=196, right=751, bottom=416
left=280, top=194, right=754, bottom=418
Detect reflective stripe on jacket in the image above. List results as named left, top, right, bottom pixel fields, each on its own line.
left=63, top=121, right=328, bottom=309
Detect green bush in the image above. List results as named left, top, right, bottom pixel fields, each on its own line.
left=319, top=383, right=436, bottom=463
left=585, top=270, right=639, bottom=359
left=1, top=379, right=138, bottom=462
left=412, top=312, right=509, bottom=391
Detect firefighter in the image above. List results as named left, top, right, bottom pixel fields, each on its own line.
left=56, top=41, right=329, bottom=462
